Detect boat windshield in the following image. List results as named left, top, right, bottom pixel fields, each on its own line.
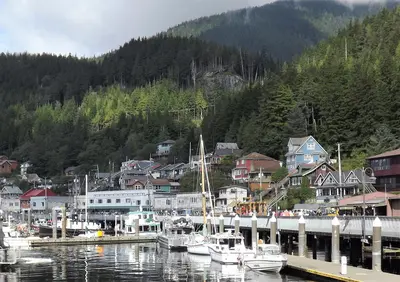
left=259, top=246, right=281, bottom=255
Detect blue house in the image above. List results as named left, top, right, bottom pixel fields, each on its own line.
left=285, top=136, right=329, bottom=172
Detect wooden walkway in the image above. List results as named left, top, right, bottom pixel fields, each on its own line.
left=30, top=235, right=157, bottom=247
left=285, top=255, right=399, bottom=282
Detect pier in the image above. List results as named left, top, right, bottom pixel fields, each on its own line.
left=29, top=235, right=157, bottom=247
left=284, top=255, right=399, bottom=282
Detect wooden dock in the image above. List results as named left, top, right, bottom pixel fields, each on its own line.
left=29, top=235, right=157, bottom=247
left=284, top=255, right=399, bottom=282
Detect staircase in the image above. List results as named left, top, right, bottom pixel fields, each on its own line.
left=266, top=189, right=288, bottom=210
left=260, top=175, right=290, bottom=199
left=363, top=183, right=377, bottom=193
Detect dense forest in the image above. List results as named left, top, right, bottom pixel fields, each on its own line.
left=166, top=0, right=399, bottom=60
left=202, top=7, right=400, bottom=169
left=0, top=36, right=275, bottom=176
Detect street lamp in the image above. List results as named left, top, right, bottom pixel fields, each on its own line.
left=361, top=167, right=376, bottom=264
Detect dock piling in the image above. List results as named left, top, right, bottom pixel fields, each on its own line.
left=251, top=213, right=257, bottom=251
left=331, top=216, right=340, bottom=264
left=52, top=208, right=57, bottom=239
left=372, top=216, right=382, bottom=272
left=234, top=215, right=240, bottom=234
left=270, top=212, right=277, bottom=245
left=298, top=215, right=306, bottom=257
left=207, top=214, right=212, bottom=235
left=219, top=214, right=224, bottom=233
left=134, top=216, right=139, bottom=238
left=61, top=207, right=67, bottom=239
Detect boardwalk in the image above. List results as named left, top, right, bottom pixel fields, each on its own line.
left=286, top=255, right=399, bottom=282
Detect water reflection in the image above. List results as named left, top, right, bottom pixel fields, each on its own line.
left=0, top=243, right=304, bottom=281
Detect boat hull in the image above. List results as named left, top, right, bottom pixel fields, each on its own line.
left=243, top=259, right=286, bottom=272
left=157, top=235, right=189, bottom=251
left=208, top=246, right=254, bottom=264
left=38, top=226, right=118, bottom=238
left=187, top=243, right=210, bottom=255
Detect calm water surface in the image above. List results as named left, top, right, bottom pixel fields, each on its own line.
left=3, top=243, right=306, bottom=281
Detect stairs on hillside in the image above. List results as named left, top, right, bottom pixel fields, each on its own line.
left=266, top=188, right=288, bottom=210
left=363, top=183, right=377, bottom=193
left=260, top=175, right=290, bottom=199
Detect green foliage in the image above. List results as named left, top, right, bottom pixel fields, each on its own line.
left=272, top=167, right=288, bottom=183
left=203, top=6, right=400, bottom=162
left=279, top=177, right=315, bottom=210
left=179, top=170, right=232, bottom=193
left=166, top=0, right=396, bottom=60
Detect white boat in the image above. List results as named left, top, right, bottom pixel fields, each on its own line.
left=240, top=244, right=287, bottom=273
left=123, top=210, right=160, bottom=236
left=187, top=232, right=211, bottom=255
left=157, top=216, right=194, bottom=250
left=208, top=260, right=245, bottom=280
left=207, top=230, right=255, bottom=264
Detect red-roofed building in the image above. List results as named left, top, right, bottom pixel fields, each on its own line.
left=20, top=188, right=56, bottom=209
left=367, top=148, right=400, bottom=192
left=232, top=152, right=281, bottom=191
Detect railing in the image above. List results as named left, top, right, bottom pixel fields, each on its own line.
left=174, top=215, right=400, bottom=240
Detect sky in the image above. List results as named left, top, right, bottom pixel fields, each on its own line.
left=0, top=0, right=274, bottom=57
left=0, top=0, right=387, bottom=57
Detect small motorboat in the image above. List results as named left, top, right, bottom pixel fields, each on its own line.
left=240, top=244, right=287, bottom=273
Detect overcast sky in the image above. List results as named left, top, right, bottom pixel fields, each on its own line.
left=0, top=0, right=275, bottom=57
left=0, top=0, right=387, bottom=57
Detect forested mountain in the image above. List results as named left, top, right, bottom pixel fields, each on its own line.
left=202, top=6, right=400, bottom=166
left=0, top=36, right=276, bottom=176
left=167, top=0, right=399, bottom=61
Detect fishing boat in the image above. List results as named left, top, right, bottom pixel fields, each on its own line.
left=240, top=243, right=287, bottom=273
left=157, top=214, right=194, bottom=251
left=207, top=229, right=255, bottom=264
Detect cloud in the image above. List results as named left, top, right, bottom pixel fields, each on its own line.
left=0, top=0, right=272, bottom=57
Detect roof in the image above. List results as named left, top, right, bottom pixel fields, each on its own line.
left=215, top=143, right=239, bottom=150
left=150, top=179, right=170, bottom=185
left=289, top=137, right=309, bottom=146
left=0, top=160, right=11, bottom=166
left=239, top=152, right=277, bottom=161
left=158, top=140, right=175, bottom=145
left=1, top=185, right=23, bottom=195
left=20, top=188, right=56, bottom=200
left=338, top=191, right=397, bottom=206
left=214, top=149, right=242, bottom=157
left=64, top=166, right=76, bottom=173
left=248, top=160, right=281, bottom=173
left=367, top=148, right=400, bottom=159
left=218, top=185, right=247, bottom=190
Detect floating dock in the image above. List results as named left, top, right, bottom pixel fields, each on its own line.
left=29, top=235, right=157, bottom=247
left=283, top=255, right=399, bottom=282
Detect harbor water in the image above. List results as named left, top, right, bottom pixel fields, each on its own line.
left=5, top=243, right=306, bottom=281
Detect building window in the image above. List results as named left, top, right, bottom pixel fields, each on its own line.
left=307, top=143, right=315, bottom=150
left=98, top=199, right=103, bottom=204
left=33, top=202, right=36, bottom=207
left=116, top=199, right=121, bottom=203
left=107, top=199, right=111, bottom=204
left=166, top=199, right=171, bottom=205
left=135, top=185, right=142, bottom=190
left=241, top=160, right=245, bottom=164
left=137, top=200, right=141, bottom=206
left=126, top=199, right=131, bottom=203
left=41, top=202, right=44, bottom=207
left=304, top=154, right=312, bottom=161
left=9, top=203, right=13, bottom=207
left=146, top=200, right=149, bottom=205
left=90, top=199, right=94, bottom=204
left=15, top=202, right=19, bottom=206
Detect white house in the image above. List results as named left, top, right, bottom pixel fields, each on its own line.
left=0, top=185, right=23, bottom=213
left=153, top=194, right=177, bottom=212
left=155, top=140, right=175, bottom=156
left=215, top=185, right=247, bottom=214
left=153, top=192, right=213, bottom=214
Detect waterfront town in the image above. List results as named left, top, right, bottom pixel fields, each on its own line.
left=1, top=135, right=400, bottom=219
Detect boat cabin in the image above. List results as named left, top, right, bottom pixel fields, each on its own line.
left=124, top=211, right=160, bottom=234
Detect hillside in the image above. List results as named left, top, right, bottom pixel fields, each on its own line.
left=167, top=0, right=399, bottom=61
left=202, top=6, right=400, bottom=165
left=0, top=36, right=276, bottom=176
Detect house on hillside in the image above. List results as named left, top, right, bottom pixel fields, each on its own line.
left=0, top=156, right=18, bottom=175
left=65, top=166, right=77, bottom=176
left=286, top=136, right=329, bottom=172
left=314, top=169, right=376, bottom=204
left=231, top=152, right=281, bottom=191
left=289, top=161, right=335, bottom=189
left=367, top=148, right=400, bottom=192
left=212, top=143, right=242, bottom=164
left=20, top=162, right=32, bottom=176
left=215, top=185, right=247, bottom=214
left=155, top=140, right=175, bottom=156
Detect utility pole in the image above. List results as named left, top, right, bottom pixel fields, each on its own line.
left=338, top=143, right=342, bottom=198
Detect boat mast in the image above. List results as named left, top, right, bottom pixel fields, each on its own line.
left=85, top=174, right=88, bottom=230
left=200, top=135, right=207, bottom=227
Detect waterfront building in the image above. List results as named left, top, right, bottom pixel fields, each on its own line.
left=20, top=188, right=56, bottom=210
left=215, top=185, right=247, bottom=214
left=30, top=196, right=70, bottom=212
left=0, top=184, right=23, bottom=213
left=367, top=148, right=400, bottom=192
